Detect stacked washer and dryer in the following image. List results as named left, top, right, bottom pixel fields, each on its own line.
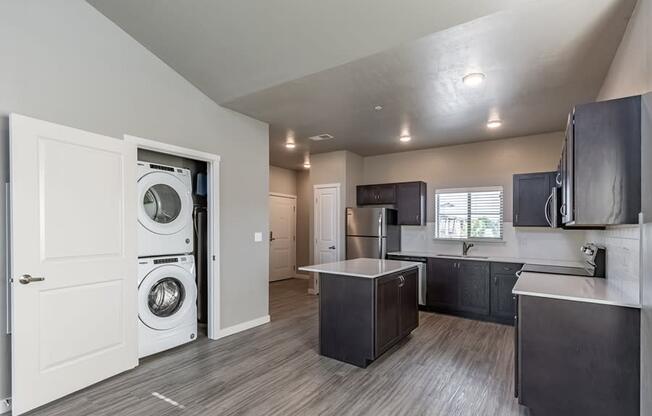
left=137, top=162, right=198, bottom=358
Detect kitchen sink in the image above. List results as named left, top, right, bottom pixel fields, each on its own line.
left=436, top=254, right=489, bottom=259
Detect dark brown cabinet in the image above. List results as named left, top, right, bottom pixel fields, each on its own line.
left=513, top=172, right=556, bottom=227
left=458, top=261, right=490, bottom=315
left=560, top=95, right=642, bottom=227
left=426, top=258, right=521, bottom=324
left=426, top=258, right=458, bottom=310
left=396, top=182, right=427, bottom=225
left=375, top=273, right=402, bottom=354
left=516, top=295, right=640, bottom=416
left=356, top=184, right=396, bottom=205
left=490, top=262, right=521, bottom=322
left=357, top=181, right=426, bottom=225
left=319, top=267, right=419, bottom=368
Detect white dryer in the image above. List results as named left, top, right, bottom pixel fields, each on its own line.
left=138, top=255, right=197, bottom=358
left=137, top=162, right=194, bottom=257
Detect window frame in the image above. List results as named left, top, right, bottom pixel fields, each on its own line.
left=434, top=186, right=504, bottom=241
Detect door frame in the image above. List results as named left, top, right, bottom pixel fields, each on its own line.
left=124, top=135, right=223, bottom=340
left=268, top=192, right=297, bottom=281
left=311, top=184, right=342, bottom=295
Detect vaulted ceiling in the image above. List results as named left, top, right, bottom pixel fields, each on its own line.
left=89, top=0, right=636, bottom=169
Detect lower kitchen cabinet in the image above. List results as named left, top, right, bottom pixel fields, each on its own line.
left=490, top=262, right=522, bottom=323
left=426, top=258, right=458, bottom=310
left=426, top=258, right=522, bottom=324
left=516, top=295, right=640, bottom=416
left=457, top=261, right=490, bottom=315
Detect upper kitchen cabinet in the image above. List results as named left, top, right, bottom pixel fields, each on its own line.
left=513, top=172, right=557, bottom=227
left=357, top=184, right=396, bottom=205
left=396, top=182, right=427, bottom=226
left=561, top=95, right=642, bottom=227
left=357, top=181, right=427, bottom=225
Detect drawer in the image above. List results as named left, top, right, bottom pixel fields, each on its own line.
left=491, top=262, right=523, bottom=276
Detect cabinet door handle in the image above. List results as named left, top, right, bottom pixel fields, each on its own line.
left=494, top=276, right=498, bottom=285
left=398, top=275, right=405, bottom=287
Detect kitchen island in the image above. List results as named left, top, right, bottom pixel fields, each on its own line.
left=299, top=258, right=420, bottom=368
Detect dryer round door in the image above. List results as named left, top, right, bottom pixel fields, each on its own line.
left=139, top=265, right=197, bottom=331
left=138, top=171, right=192, bottom=235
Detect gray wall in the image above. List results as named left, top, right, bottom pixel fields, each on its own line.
left=362, top=132, right=564, bottom=222
left=0, top=0, right=270, bottom=402
left=269, top=166, right=297, bottom=196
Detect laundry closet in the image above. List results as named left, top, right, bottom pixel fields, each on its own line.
left=136, top=149, right=211, bottom=358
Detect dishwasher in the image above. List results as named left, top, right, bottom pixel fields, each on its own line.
left=386, top=254, right=427, bottom=306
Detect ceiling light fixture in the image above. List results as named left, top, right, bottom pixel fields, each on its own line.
left=399, top=135, right=412, bottom=143
left=463, top=72, right=486, bottom=87
left=487, top=119, right=502, bottom=129
left=303, top=163, right=311, bottom=169
left=285, top=142, right=296, bottom=149
left=374, top=105, right=383, bottom=111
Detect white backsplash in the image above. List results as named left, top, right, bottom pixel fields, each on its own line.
left=586, top=225, right=641, bottom=294
left=401, top=222, right=588, bottom=262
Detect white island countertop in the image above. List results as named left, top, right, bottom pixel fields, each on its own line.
left=513, top=271, right=640, bottom=308
left=299, top=258, right=421, bottom=279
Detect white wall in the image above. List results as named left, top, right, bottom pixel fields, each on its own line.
left=0, top=0, right=270, bottom=402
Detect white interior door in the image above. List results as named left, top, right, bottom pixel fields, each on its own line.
left=314, top=185, right=340, bottom=264
left=9, top=114, right=137, bottom=415
left=269, top=195, right=296, bottom=281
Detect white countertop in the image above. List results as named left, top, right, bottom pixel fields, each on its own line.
left=298, top=258, right=421, bottom=279
left=512, top=271, right=640, bottom=308
left=388, top=251, right=585, bottom=268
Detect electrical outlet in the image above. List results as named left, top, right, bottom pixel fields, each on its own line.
left=254, top=232, right=263, bottom=242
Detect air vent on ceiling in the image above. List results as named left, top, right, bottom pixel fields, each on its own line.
left=308, top=133, right=334, bottom=141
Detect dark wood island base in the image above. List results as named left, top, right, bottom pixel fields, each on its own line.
left=318, top=267, right=419, bottom=368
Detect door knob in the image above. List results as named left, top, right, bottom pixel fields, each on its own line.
left=18, top=274, right=45, bottom=285
left=328, top=245, right=336, bottom=250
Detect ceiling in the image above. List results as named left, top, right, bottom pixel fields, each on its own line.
left=89, top=0, right=636, bottom=170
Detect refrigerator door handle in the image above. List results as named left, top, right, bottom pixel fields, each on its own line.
left=378, top=213, right=383, bottom=258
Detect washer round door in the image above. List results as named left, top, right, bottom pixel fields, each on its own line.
left=139, top=264, right=197, bottom=331
left=138, top=171, right=192, bottom=235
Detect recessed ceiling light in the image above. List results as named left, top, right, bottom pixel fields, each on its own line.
left=374, top=105, right=383, bottom=111
left=463, top=72, right=486, bottom=87
left=285, top=142, right=296, bottom=149
left=303, top=163, right=311, bottom=169
left=487, top=119, right=502, bottom=129
left=399, top=135, right=412, bottom=143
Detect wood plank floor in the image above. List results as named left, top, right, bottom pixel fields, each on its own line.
left=30, top=279, right=529, bottom=415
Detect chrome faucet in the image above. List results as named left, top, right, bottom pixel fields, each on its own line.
left=462, top=241, right=474, bottom=256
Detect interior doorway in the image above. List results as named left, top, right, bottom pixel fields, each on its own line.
left=311, top=184, right=341, bottom=294
left=269, top=193, right=296, bottom=281
left=125, top=135, right=221, bottom=341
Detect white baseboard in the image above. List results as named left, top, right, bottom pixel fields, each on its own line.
left=216, top=315, right=270, bottom=339
left=0, top=398, right=11, bottom=414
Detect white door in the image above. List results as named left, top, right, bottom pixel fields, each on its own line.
left=269, top=195, right=296, bottom=281
left=9, top=114, right=137, bottom=415
left=314, top=185, right=340, bottom=264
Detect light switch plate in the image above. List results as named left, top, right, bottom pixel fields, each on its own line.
left=254, top=232, right=263, bottom=242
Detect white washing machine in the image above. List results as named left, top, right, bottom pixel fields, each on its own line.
left=138, top=255, right=197, bottom=358
left=138, top=162, right=194, bottom=257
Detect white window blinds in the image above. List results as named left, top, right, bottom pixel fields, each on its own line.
left=435, top=186, right=503, bottom=240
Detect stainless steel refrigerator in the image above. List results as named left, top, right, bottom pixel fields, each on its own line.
left=346, top=207, right=400, bottom=259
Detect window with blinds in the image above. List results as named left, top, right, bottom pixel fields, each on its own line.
left=435, top=187, right=503, bottom=240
